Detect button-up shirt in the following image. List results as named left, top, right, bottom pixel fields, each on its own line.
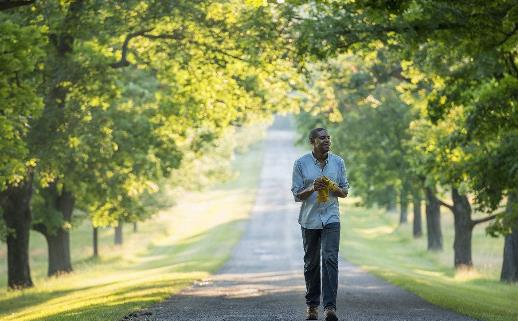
left=291, top=152, right=349, bottom=229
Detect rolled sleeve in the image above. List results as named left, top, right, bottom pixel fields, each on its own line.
left=291, top=160, right=304, bottom=202
left=338, top=158, right=349, bottom=192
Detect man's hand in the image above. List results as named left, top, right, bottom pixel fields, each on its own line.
left=313, top=177, right=327, bottom=191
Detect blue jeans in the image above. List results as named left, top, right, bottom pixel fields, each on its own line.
left=301, top=222, right=340, bottom=309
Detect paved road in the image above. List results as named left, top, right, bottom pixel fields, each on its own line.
left=126, top=116, right=476, bottom=321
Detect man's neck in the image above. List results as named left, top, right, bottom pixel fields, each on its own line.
left=312, top=150, right=328, bottom=163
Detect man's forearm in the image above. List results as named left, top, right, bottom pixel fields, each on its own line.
left=296, top=185, right=315, bottom=201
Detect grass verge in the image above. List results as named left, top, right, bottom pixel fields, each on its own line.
left=341, top=202, right=518, bottom=321
left=0, top=140, right=265, bottom=321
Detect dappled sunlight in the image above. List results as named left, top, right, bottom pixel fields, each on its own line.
left=355, top=225, right=397, bottom=238
left=413, top=269, right=447, bottom=278
left=181, top=270, right=305, bottom=299
left=454, top=268, right=483, bottom=282
left=341, top=205, right=518, bottom=321
left=3, top=272, right=203, bottom=321
left=0, top=140, right=265, bottom=320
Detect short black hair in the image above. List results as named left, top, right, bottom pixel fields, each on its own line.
left=309, top=128, right=327, bottom=144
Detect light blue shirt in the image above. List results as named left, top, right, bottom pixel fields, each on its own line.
left=291, top=152, right=349, bottom=229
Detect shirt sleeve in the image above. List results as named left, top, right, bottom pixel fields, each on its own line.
left=338, top=158, right=349, bottom=192
left=291, top=159, right=304, bottom=202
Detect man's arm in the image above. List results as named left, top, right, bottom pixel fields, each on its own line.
left=297, top=177, right=327, bottom=201
left=292, top=159, right=327, bottom=201
left=332, top=157, right=349, bottom=198
left=332, top=187, right=348, bottom=198
left=291, top=160, right=306, bottom=202
left=296, top=185, right=314, bottom=201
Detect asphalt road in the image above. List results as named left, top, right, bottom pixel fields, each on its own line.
left=124, top=116, right=476, bottom=321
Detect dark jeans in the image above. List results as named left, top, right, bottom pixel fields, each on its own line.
left=301, top=222, right=340, bottom=309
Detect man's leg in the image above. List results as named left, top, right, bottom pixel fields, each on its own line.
left=301, top=227, right=322, bottom=308
left=321, top=222, right=340, bottom=310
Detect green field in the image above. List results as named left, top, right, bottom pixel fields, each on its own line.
left=0, top=141, right=265, bottom=321
left=341, top=200, right=518, bottom=321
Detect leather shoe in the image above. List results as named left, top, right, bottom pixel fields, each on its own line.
left=324, top=307, right=338, bottom=321
left=306, top=306, right=318, bottom=320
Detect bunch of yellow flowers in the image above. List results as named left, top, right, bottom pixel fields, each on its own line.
left=317, top=176, right=340, bottom=203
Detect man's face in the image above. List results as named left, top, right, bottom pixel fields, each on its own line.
left=312, top=130, right=331, bottom=153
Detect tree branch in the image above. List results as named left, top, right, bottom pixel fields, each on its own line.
left=111, top=28, right=250, bottom=69
left=389, top=66, right=412, bottom=83
left=110, top=28, right=154, bottom=69
left=471, top=214, right=498, bottom=226
left=140, top=30, right=184, bottom=41
left=0, top=0, right=35, bottom=11
left=496, top=24, right=518, bottom=47
left=438, top=199, right=454, bottom=211
left=506, top=52, right=518, bottom=77
left=32, top=222, right=47, bottom=235
left=141, top=31, right=248, bottom=62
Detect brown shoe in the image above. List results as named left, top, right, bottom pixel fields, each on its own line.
left=306, top=306, right=318, bottom=320
left=324, top=307, right=338, bottom=321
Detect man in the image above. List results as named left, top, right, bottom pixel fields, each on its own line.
left=291, top=128, right=349, bottom=321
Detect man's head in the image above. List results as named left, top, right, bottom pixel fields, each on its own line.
left=309, top=128, right=330, bottom=154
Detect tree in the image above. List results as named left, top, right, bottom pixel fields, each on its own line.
left=1, top=0, right=299, bottom=288
left=287, top=0, right=517, bottom=275
left=0, top=16, right=45, bottom=288
left=295, top=49, right=419, bottom=223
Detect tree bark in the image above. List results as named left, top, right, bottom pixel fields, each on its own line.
left=501, top=191, right=518, bottom=282
left=45, top=228, right=72, bottom=276
left=1, top=173, right=34, bottom=289
left=385, top=186, right=397, bottom=214
left=412, top=191, right=423, bottom=238
left=133, top=222, right=138, bottom=233
left=399, top=188, right=408, bottom=224
left=425, top=187, right=443, bottom=251
left=451, top=188, right=474, bottom=269
left=114, top=221, right=123, bottom=245
left=33, top=184, right=75, bottom=276
left=93, top=227, right=99, bottom=257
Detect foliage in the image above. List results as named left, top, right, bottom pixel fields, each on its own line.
left=295, top=50, right=416, bottom=209
left=0, top=19, right=45, bottom=190
left=288, top=0, right=518, bottom=233
left=1, top=0, right=299, bottom=233
left=170, top=122, right=269, bottom=192
left=0, top=138, right=265, bottom=318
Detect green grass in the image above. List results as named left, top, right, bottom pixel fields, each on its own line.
left=0, top=141, right=265, bottom=321
left=341, top=199, right=518, bottom=321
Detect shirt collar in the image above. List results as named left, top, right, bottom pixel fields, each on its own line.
left=311, top=151, right=330, bottom=165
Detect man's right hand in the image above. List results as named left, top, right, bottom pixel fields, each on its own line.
left=313, top=177, right=327, bottom=191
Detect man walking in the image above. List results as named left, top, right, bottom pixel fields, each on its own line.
left=291, top=128, right=349, bottom=321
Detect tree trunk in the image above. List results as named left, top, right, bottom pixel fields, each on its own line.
left=385, top=186, right=397, bottom=214
left=133, top=222, right=138, bottom=233
left=34, top=184, right=75, bottom=277
left=45, top=228, right=72, bottom=276
left=1, top=173, right=34, bottom=289
left=412, top=191, right=423, bottom=238
left=425, top=187, right=443, bottom=251
left=501, top=230, right=518, bottom=282
left=114, top=221, right=123, bottom=245
left=399, top=188, right=408, bottom=224
left=93, top=227, right=99, bottom=257
left=451, top=188, right=474, bottom=269
left=25, top=2, right=84, bottom=278
left=501, top=191, right=518, bottom=282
